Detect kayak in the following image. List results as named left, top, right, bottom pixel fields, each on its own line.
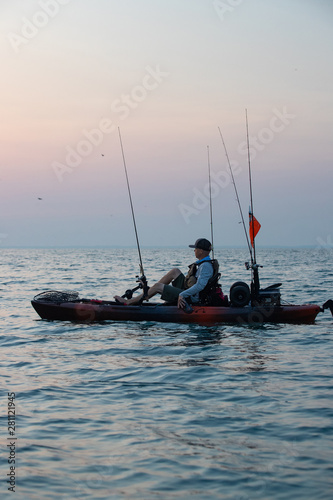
left=31, top=291, right=322, bottom=325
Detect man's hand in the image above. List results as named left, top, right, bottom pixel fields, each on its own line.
left=177, top=295, right=187, bottom=309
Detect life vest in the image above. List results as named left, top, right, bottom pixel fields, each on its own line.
left=184, top=259, right=226, bottom=306
left=184, top=259, right=215, bottom=287
left=184, top=262, right=201, bottom=289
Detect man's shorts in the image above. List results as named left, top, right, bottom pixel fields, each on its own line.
left=161, top=273, right=186, bottom=302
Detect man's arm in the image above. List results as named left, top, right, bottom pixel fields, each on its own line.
left=179, top=262, right=213, bottom=300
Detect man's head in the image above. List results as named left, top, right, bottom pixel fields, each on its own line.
left=189, top=238, right=212, bottom=259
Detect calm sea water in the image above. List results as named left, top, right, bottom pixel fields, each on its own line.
left=1, top=247, right=332, bottom=499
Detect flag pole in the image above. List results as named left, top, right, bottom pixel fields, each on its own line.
left=245, top=110, right=260, bottom=298
left=218, top=127, right=253, bottom=262
left=246, top=109, right=256, bottom=265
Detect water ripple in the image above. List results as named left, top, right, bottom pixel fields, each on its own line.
left=1, top=248, right=332, bottom=499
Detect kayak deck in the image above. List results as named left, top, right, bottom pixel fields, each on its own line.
left=31, top=298, right=321, bottom=325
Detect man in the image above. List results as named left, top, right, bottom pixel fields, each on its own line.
left=114, top=238, right=214, bottom=309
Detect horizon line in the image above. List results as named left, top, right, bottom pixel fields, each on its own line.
left=0, top=244, right=326, bottom=250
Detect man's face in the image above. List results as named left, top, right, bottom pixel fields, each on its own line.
left=194, top=248, right=209, bottom=260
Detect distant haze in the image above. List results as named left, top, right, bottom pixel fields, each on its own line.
left=1, top=0, right=332, bottom=249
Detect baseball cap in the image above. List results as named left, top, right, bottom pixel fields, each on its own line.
left=189, top=238, right=212, bottom=251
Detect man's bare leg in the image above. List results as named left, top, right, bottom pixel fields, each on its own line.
left=114, top=268, right=182, bottom=305
left=157, top=268, right=182, bottom=285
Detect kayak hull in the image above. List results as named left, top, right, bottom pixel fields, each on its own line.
left=31, top=299, right=321, bottom=325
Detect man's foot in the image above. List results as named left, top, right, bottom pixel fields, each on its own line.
left=114, top=296, right=127, bottom=304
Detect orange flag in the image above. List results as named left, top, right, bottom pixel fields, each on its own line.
left=249, top=212, right=261, bottom=248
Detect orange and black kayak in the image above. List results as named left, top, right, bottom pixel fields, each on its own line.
left=31, top=291, right=324, bottom=325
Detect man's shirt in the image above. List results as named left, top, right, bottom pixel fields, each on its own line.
left=179, top=257, right=213, bottom=303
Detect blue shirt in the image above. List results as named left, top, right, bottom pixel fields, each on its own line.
left=196, top=256, right=211, bottom=264
left=179, top=257, right=213, bottom=303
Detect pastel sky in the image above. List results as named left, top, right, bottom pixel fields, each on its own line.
left=0, top=0, right=332, bottom=248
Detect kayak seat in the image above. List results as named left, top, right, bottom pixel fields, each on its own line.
left=199, top=260, right=227, bottom=306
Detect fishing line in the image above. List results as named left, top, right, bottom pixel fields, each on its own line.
left=118, top=127, right=145, bottom=277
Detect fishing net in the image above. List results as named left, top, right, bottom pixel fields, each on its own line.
left=33, top=290, right=80, bottom=303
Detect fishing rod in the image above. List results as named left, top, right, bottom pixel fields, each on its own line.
left=246, top=109, right=256, bottom=265
left=118, top=128, right=148, bottom=297
left=218, top=127, right=253, bottom=261
left=207, top=145, right=215, bottom=260
left=245, top=110, right=261, bottom=297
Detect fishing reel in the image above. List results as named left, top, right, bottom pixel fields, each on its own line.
left=137, top=275, right=150, bottom=299
left=245, top=261, right=263, bottom=271
left=122, top=275, right=149, bottom=300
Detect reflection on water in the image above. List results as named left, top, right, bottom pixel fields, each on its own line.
left=0, top=248, right=332, bottom=499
